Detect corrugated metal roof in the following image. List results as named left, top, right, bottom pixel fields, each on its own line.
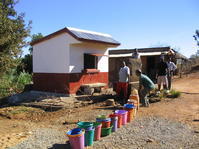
left=67, top=27, right=120, bottom=45
left=31, top=27, right=120, bottom=46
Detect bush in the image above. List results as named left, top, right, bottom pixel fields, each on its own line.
left=169, top=90, right=181, bottom=98
left=0, top=72, right=32, bottom=98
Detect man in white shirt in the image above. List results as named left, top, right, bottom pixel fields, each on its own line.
left=116, top=61, right=130, bottom=104
left=167, top=58, right=177, bottom=90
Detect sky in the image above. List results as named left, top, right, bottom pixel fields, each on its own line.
left=15, top=0, right=199, bottom=58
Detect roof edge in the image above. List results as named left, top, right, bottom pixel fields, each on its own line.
left=30, top=28, right=68, bottom=46
left=30, top=27, right=120, bottom=46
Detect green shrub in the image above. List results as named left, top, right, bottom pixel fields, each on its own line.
left=169, top=90, right=181, bottom=98
left=0, top=72, right=32, bottom=98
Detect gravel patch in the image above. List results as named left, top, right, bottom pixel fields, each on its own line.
left=9, top=117, right=199, bottom=149
left=94, top=117, right=199, bottom=149
left=8, top=128, right=67, bottom=149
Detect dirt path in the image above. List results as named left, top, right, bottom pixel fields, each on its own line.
left=0, top=72, right=199, bottom=149
left=139, top=72, right=199, bottom=129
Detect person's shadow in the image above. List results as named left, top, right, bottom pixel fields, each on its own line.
left=48, top=142, right=71, bottom=149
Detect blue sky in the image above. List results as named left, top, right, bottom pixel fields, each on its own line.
left=16, top=0, right=199, bottom=58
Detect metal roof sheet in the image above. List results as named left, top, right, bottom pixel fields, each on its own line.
left=67, top=27, right=120, bottom=45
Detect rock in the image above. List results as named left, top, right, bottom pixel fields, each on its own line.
left=194, top=130, right=199, bottom=133
left=146, top=138, right=155, bottom=143
left=84, top=87, right=94, bottom=95
left=105, top=99, right=115, bottom=106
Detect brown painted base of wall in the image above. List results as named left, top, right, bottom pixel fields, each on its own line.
left=33, top=72, right=108, bottom=94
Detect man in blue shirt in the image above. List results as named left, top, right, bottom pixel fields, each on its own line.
left=136, top=69, right=155, bottom=107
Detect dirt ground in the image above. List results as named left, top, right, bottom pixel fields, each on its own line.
left=0, top=72, right=199, bottom=149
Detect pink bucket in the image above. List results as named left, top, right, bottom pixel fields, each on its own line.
left=93, top=122, right=102, bottom=141
left=115, top=110, right=128, bottom=125
left=67, top=128, right=85, bottom=149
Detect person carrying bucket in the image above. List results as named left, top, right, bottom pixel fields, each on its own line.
left=135, top=69, right=155, bottom=107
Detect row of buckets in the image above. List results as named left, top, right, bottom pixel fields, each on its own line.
left=66, top=103, right=136, bottom=149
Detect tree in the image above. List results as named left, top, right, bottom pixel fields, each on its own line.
left=0, top=0, right=31, bottom=75
left=193, top=30, right=199, bottom=46
left=28, top=33, right=43, bottom=54
left=17, top=33, right=43, bottom=74
left=193, top=30, right=199, bottom=56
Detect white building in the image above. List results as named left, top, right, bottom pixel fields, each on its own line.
left=31, top=27, right=120, bottom=95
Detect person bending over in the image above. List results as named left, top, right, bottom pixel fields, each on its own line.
left=136, top=69, right=155, bottom=107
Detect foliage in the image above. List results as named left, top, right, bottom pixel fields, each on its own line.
left=17, top=54, right=32, bottom=74
left=193, top=30, right=199, bottom=46
left=17, top=33, right=43, bottom=74
left=0, top=71, right=32, bottom=98
left=168, top=90, right=181, bottom=98
left=28, top=33, right=43, bottom=53
left=0, top=0, right=31, bottom=75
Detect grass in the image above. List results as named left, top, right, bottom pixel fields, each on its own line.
left=169, top=90, right=181, bottom=98
left=0, top=106, right=44, bottom=119
left=9, top=106, right=32, bottom=115
left=155, top=89, right=181, bottom=99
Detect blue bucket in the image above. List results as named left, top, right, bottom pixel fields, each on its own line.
left=124, top=104, right=135, bottom=109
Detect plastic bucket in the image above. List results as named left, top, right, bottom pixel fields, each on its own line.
left=96, top=118, right=111, bottom=128
left=85, top=127, right=95, bottom=146
left=125, top=108, right=134, bottom=122
left=93, top=122, right=102, bottom=141
left=101, top=126, right=113, bottom=137
left=115, top=110, right=128, bottom=125
left=66, top=128, right=85, bottom=149
left=101, top=120, right=111, bottom=128
left=124, top=104, right=135, bottom=109
left=113, top=113, right=122, bottom=128
left=110, top=117, right=118, bottom=132
left=109, top=114, right=118, bottom=132
left=124, top=104, right=136, bottom=122
left=77, top=121, right=93, bottom=131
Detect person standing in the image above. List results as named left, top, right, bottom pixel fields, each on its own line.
left=167, top=57, right=177, bottom=90
left=156, top=56, right=169, bottom=92
left=135, top=69, right=155, bottom=107
left=116, top=61, right=130, bottom=104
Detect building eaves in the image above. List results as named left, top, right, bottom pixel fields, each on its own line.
left=30, top=27, right=120, bottom=46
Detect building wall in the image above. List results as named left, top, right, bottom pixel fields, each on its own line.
left=141, top=56, right=147, bottom=74
left=69, top=43, right=109, bottom=73
left=33, top=72, right=108, bottom=94
left=33, top=33, right=80, bottom=73
left=33, top=33, right=110, bottom=94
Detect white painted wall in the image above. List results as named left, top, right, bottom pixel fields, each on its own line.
left=33, top=33, right=80, bottom=73
left=33, top=33, right=110, bottom=74
left=69, top=43, right=109, bottom=73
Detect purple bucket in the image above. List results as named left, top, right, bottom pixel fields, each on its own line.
left=115, top=110, right=128, bottom=125
left=67, top=128, right=85, bottom=149
left=110, top=117, right=118, bottom=132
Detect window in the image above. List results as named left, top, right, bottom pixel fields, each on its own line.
left=84, top=53, right=98, bottom=69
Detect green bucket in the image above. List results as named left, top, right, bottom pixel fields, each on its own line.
left=101, top=126, right=113, bottom=137
left=77, top=122, right=93, bottom=130
left=85, top=127, right=95, bottom=146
